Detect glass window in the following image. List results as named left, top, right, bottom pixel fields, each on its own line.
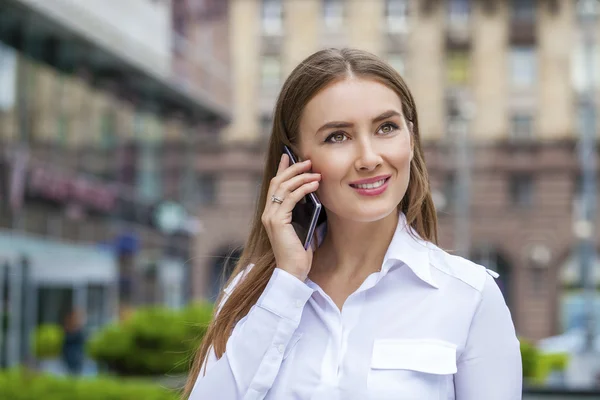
left=323, top=0, right=344, bottom=31
left=137, top=143, right=162, bottom=202
left=572, top=41, right=600, bottom=93
left=57, top=114, right=69, bottom=147
left=86, top=285, right=107, bottom=334
left=36, top=287, right=73, bottom=326
left=386, top=0, right=409, bottom=33
left=0, top=43, right=17, bottom=112
left=101, top=109, right=117, bottom=150
left=561, top=291, right=600, bottom=333
left=444, top=173, right=455, bottom=208
left=261, top=56, right=281, bottom=90
left=387, top=54, right=405, bottom=75
left=262, top=0, right=283, bottom=35
left=447, top=50, right=470, bottom=85
left=559, top=250, right=600, bottom=333
left=510, top=46, right=536, bottom=87
left=198, top=174, right=216, bottom=205
left=512, top=0, right=535, bottom=21
left=510, top=113, right=534, bottom=140
left=509, top=174, right=534, bottom=207
left=448, top=0, right=470, bottom=25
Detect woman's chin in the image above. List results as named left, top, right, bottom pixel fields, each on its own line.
left=340, top=205, right=399, bottom=223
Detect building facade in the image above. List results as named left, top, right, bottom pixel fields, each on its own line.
left=0, top=0, right=230, bottom=367
left=191, top=0, right=600, bottom=342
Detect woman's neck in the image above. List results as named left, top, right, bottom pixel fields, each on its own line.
left=313, top=210, right=399, bottom=280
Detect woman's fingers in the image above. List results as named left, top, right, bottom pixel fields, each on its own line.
left=277, top=172, right=321, bottom=197
left=270, top=158, right=313, bottom=194
left=276, top=153, right=290, bottom=176
left=281, top=180, right=320, bottom=210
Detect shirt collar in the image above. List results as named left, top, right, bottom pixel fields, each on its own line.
left=382, top=213, right=438, bottom=289
left=314, top=213, right=438, bottom=289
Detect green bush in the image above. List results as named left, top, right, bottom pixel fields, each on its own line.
left=32, top=325, right=64, bottom=359
left=520, top=339, right=539, bottom=379
left=520, top=338, right=569, bottom=385
left=0, top=368, right=178, bottom=400
left=87, top=302, right=213, bottom=376
left=530, top=352, right=570, bottom=385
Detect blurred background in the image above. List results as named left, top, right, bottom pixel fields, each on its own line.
left=0, top=0, right=599, bottom=398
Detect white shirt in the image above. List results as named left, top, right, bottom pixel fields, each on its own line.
left=190, top=215, right=522, bottom=400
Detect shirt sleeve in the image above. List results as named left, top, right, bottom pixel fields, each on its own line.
left=188, top=268, right=314, bottom=400
left=454, top=273, right=523, bottom=400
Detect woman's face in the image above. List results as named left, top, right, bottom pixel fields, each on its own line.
left=297, top=77, right=413, bottom=222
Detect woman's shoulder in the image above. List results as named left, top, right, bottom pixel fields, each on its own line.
left=426, top=244, right=497, bottom=294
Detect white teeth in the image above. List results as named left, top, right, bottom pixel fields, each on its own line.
left=354, top=179, right=386, bottom=189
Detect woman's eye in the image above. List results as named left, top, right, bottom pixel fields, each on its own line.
left=326, top=132, right=347, bottom=143
left=377, top=122, right=399, bottom=135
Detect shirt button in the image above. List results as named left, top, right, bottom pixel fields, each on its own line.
left=277, top=344, right=285, bottom=354
left=294, top=300, right=304, bottom=308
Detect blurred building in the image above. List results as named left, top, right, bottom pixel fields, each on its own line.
left=0, top=0, right=230, bottom=367
left=191, top=0, right=600, bottom=342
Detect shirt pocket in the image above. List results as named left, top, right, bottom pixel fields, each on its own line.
left=367, top=339, right=457, bottom=400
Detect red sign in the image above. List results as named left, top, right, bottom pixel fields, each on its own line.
left=28, top=166, right=117, bottom=212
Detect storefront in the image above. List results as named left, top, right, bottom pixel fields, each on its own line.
left=0, top=232, right=117, bottom=368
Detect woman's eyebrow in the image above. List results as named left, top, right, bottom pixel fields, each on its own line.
left=315, top=121, right=353, bottom=135
left=315, top=110, right=402, bottom=135
left=372, top=110, right=402, bottom=123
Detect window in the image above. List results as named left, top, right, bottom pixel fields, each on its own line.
left=137, top=143, right=162, bottom=202
left=262, top=0, right=283, bottom=35
left=447, top=0, right=470, bottom=26
left=0, top=43, right=16, bottom=112
left=198, top=174, right=216, bottom=205
left=511, top=0, right=535, bottom=21
left=323, top=0, right=344, bottom=31
left=510, top=113, right=534, bottom=141
left=261, top=56, right=281, bottom=90
left=444, top=173, right=455, bottom=209
left=386, top=0, right=409, bottom=33
left=559, top=251, right=600, bottom=333
left=509, top=174, right=534, bottom=207
left=260, top=115, right=273, bottom=137
left=100, top=109, right=117, bottom=149
left=387, top=54, right=405, bottom=75
left=447, top=50, right=470, bottom=85
left=572, top=41, right=600, bottom=93
left=510, top=46, right=536, bottom=87
left=57, top=114, right=69, bottom=147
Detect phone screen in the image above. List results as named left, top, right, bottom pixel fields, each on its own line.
left=283, top=146, right=323, bottom=250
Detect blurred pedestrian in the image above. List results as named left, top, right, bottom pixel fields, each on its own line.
left=61, top=308, right=86, bottom=376
left=184, top=48, right=522, bottom=400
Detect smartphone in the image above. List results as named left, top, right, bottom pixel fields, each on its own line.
left=283, top=145, right=323, bottom=250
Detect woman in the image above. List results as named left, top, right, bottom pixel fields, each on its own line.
left=61, top=308, right=86, bottom=375
left=185, top=48, right=522, bottom=399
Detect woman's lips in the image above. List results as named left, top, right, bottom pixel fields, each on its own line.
left=349, top=177, right=390, bottom=196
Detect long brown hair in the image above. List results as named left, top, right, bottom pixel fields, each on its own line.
left=183, top=48, right=438, bottom=397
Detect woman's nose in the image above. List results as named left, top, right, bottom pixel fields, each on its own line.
left=354, top=141, right=383, bottom=171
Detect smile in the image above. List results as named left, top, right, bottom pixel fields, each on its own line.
left=350, top=179, right=387, bottom=189
left=349, top=177, right=391, bottom=196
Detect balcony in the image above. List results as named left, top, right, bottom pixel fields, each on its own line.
left=8, top=0, right=172, bottom=78
left=1, top=0, right=230, bottom=124
left=446, top=13, right=471, bottom=49
left=510, top=18, right=537, bottom=45
left=171, top=33, right=231, bottom=112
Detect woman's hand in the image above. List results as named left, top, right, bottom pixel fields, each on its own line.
left=261, top=154, right=321, bottom=281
